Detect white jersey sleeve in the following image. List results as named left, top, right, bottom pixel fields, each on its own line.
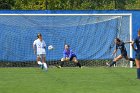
left=33, top=40, right=37, bottom=47
left=43, top=40, right=46, bottom=48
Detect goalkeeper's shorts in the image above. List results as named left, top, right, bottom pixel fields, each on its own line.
left=121, top=51, right=127, bottom=59
left=70, top=54, right=77, bottom=61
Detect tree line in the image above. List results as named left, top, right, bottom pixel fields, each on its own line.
left=0, top=0, right=140, bottom=10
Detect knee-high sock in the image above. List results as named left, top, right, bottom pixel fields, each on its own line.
left=129, top=58, right=135, bottom=61
left=110, top=61, right=116, bottom=67
left=137, top=68, right=140, bottom=79
left=76, top=62, right=81, bottom=67
left=37, top=61, right=42, bottom=65
left=60, top=62, right=64, bottom=67
left=43, top=63, right=47, bottom=70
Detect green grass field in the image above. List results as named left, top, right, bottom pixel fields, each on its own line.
left=0, top=67, right=139, bottom=93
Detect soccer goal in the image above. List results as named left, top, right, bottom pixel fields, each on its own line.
left=0, top=13, right=133, bottom=68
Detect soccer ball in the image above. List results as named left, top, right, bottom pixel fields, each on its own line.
left=48, top=45, right=54, bottom=50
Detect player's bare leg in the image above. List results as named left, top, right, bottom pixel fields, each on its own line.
left=136, top=59, right=140, bottom=68
left=72, top=57, right=81, bottom=68
left=114, top=55, right=123, bottom=61
left=106, top=55, right=123, bottom=67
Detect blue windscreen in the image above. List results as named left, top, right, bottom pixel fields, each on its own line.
left=0, top=15, right=130, bottom=62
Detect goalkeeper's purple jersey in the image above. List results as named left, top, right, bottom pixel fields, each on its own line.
left=63, top=49, right=76, bottom=58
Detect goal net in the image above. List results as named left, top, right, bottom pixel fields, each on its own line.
left=0, top=14, right=132, bottom=67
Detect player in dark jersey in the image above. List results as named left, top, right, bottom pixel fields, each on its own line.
left=106, top=38, right=135, bottom=67
left=132, top=29, right=140, bottom=79
left=58, top=44, right=81, bottom=68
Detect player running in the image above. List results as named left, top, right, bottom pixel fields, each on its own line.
left=58, top=44, right=82, bottom=68
left=132, top=29, right=140, bottom=79
left=106, top=38, right=135, bottom=67
left=33, top=33, right=47, bottom=70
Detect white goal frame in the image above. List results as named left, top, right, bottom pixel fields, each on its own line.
left=0, top=13, right=133, bottom=68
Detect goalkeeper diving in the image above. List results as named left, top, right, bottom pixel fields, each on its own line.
left=58, top=44, right=82, bottom=68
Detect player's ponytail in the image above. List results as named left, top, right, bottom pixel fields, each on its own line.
left=65, top=44, right=70, bottom=48
left=138, top=29, right=140, bottom=36
left=115, top=38, right=121, bottom=42
left=67, top=45, right=70, bottom=48
left=37, top=33, right=42, bottom=38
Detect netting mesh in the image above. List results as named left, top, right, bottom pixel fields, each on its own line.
left=0, top=14, right=131, bottom=67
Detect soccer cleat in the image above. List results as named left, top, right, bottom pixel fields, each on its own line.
left=55, top=65, right=61, bottom=68
left=44, top=68, right=48, bottom=71
left=106, top=62, right=110, bottom=66
left=58, top=66, right=62, bottom=68
left=41, top=64, right=44, bottom=69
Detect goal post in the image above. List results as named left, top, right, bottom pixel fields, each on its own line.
left=129, top=14, right=133, bottom=68
left=0, top=13, right=133, bottom=68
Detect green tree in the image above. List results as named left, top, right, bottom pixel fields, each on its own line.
left=0, top=0, right=15, bottom=9
left=12, top=0, right=46, bottom=10
left=0, top=0, right=139, bottom=10
left=114, top=0, right=137, bottom=9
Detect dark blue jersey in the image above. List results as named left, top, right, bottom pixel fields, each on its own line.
left=116, top=41, right=127, bottom=54
left=134, top=36, right=140, bottom=51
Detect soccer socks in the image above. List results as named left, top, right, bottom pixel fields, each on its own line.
left=37, top=61, right=42, bottom=65
left=76, top=62, right=81, bottom=68
left=37, top=61, right=44, bottom=69
left=43, top=63, right=48, bottom=70
left=110, top=61, right=116, bottom=67
left=137, top=68, right=140, bottom=79
left=37, top=61, right=47, bottom=70
left=129, top=58, right=135, bottom=61
left=60, top=62, right=64, bottom=67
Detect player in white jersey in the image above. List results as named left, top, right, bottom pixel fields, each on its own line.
left=33, top=33, right=47, bottom=70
